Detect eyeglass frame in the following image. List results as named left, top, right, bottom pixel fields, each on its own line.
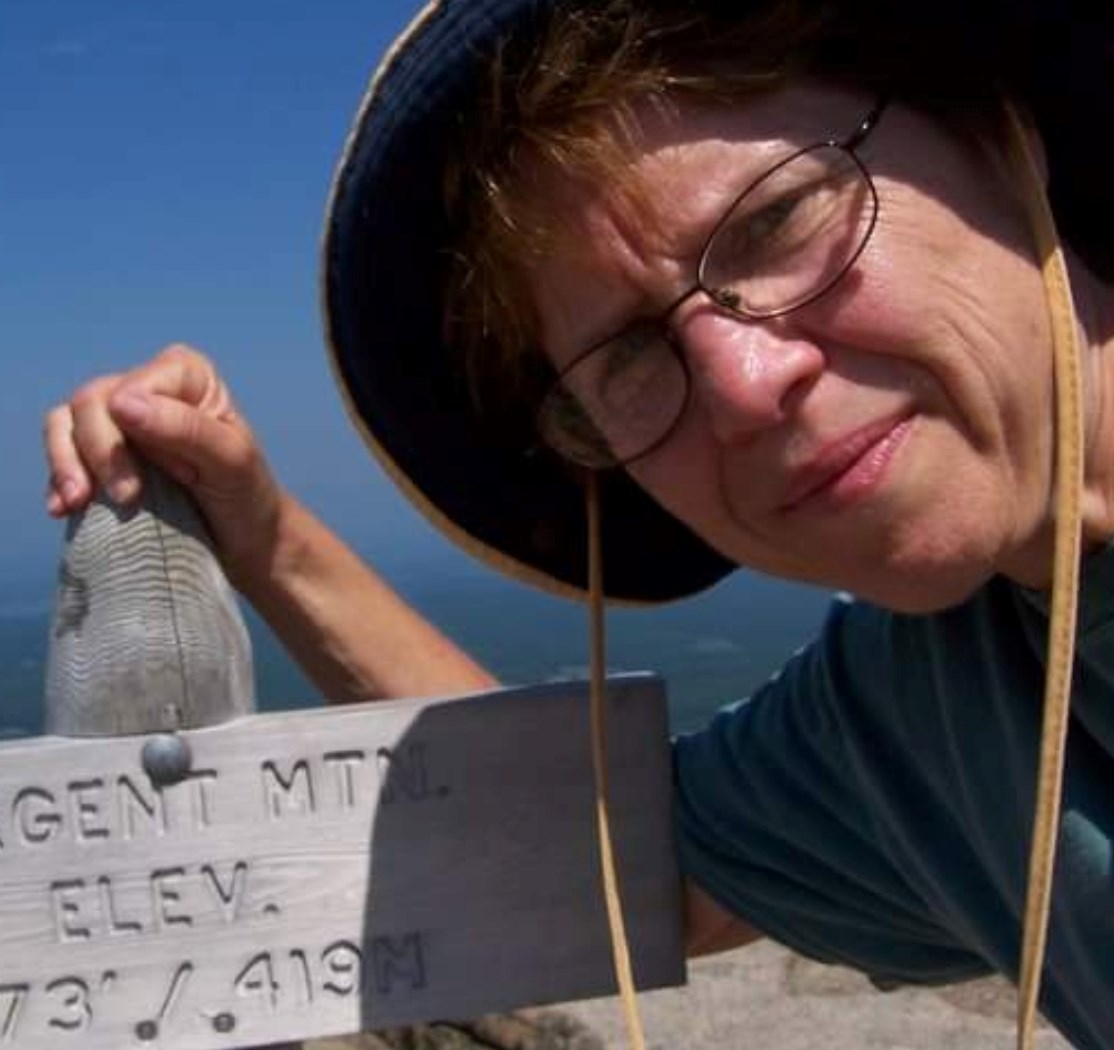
left=534, top=94, right=890, bottom=469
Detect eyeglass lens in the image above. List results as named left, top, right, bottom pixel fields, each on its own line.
left=701, top=145, right=875, bottom=316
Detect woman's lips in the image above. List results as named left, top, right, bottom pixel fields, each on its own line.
left=779, top=415, right=915, bottom=513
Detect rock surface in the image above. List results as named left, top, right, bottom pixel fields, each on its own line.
left=308, top=943, right=1071, bottom=1050
left=309, top=1011, right=603, bottom=1050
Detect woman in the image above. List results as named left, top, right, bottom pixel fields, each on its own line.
left=43, top=0, right=1114, bottom=1046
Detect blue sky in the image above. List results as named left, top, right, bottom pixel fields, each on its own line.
left=0, top=0, right=831, bottom=722
left=1, top=0, right=464, bottom=604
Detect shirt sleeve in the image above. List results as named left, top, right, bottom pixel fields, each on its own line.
left=672, top=597, right=991, bottom=986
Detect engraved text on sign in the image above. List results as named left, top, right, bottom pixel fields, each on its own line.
left=0, top=680, right=685, bottom=1050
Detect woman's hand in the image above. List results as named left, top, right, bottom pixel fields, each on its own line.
left=43, top=344, right=285, bottom=587
left=44, top=342, right=496, bottom=702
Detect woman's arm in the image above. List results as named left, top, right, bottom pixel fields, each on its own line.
left=684, top=883, right=764, bottom=957
left=236, top=490, right=495, bottom=702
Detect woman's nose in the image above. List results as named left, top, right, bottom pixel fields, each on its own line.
left=676, top=306, right=825, bottom=443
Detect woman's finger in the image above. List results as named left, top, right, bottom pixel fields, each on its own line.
left=42, top=403, right=92, bottom=516
left=132, top=446, right=201, bottom=489
left=109, top=390, right=257, bottom=489
left=69, top=376, right=142, bottom=504
left=115, top=344, right=231, bottom=416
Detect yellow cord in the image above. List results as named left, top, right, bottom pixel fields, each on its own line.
left=1007, top=104, right=1086, bottom=1050
left=586, top=471, right=648, bottom=1050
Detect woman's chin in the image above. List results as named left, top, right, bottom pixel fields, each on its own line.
left=721, top=532, right=1002, bottom=614
left=828, top=545, right=1001, bottom=614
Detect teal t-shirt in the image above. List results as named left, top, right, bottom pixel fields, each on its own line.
left=673, top=541, right=1114, bottom=1049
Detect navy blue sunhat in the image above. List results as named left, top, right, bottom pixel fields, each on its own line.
left=322, top=0, right=1113, bottom=603
left=323, top=0, right=736, bottom=602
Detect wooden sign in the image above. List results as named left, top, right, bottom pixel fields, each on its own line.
left=0, top=676, right=685, bottom=1049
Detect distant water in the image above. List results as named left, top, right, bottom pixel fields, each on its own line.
left=0, top=562, right=830, bottom=739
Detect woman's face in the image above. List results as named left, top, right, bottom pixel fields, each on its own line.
left=527, top=85, right=1058, bottom=613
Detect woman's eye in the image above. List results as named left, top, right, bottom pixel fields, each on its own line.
left=742, top=192, right=803, bottom=251
left=599, top=327, right=656, bottom=382
left=708, top=192, right=805, bottom=278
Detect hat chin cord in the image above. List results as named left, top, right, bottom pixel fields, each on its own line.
left=586, top=468, right=648, bottom=1050
left=1009, top=102, right=1085, bottom=1050
left=581, top=105, right=1084, bottom=1050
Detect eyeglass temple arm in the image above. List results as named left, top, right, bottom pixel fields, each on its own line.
left=844, top=94, right=890, bottom=151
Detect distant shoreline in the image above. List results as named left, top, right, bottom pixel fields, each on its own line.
left=2, top=572, right=832, bottom=738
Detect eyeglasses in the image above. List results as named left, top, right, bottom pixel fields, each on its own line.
left=536, top=97, right=888, bottom=469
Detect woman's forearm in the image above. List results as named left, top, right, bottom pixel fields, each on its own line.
left=234, top=492, right=497, bottom=703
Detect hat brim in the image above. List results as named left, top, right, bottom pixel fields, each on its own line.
left=321, top=0, right=733, bottom=604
